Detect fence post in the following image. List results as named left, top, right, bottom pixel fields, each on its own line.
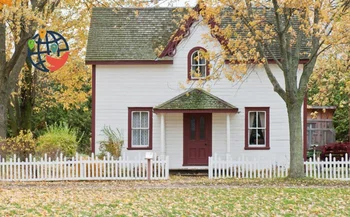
left=147, top=158, right=151, bottom=181
left=80, top=155, right=84, bottom=179
left=346, top=153, right=349, bottom=180
left=0, top=156, right=3, bottom=181
left=208, top=156, right=212, bottom=179
left=166, top=156, right=169, bottom=179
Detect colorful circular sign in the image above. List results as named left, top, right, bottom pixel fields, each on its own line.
left=27, top=30, right=69, bottom=72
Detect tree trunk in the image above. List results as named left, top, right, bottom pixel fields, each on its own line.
left=0, top=1, right=55, bottom=138
left=0, top=15, right=6, bottom=138
left=8, top=96, right=19, bottom=136
left=19, top=61, right=35, bottom=132
left=7, top=60, right=35, bottom=136
left=287, top=102, right=305, bottom=178
left=0, top=97, right=8, bottom=138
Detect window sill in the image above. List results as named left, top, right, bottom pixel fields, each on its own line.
left=127, top=147, right=152, bottom=150
left=244, top=147, right=270, bottom=150
left=189, top=77, right=207, bottom=80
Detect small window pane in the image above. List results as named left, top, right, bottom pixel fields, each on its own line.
left=191, top=66, right=197, bottom=77
left=249, top=112, right=256, bottom=128
left=132, top=112, right=140, bottom=128
left=258, top=112, right=265, bottom=127
left=192, top=51, right=199, bottom=64
left=199, top=53, right=206, bottom=64
left=191, top=66, right=197, bottom=71
left=200, top=116, right=205, bottom=140
left=132, top=129, right=140, bottom=146
left=141, top=112, right=148, bottom=128
left=199, top=66, right=206, bottom=77
left=141, top=129, right=149, bottom=146
left=257, top=129, right=265, bottom=144
left=249, top=129, right=257, bottom=145
left=190, top=116, right=196, bottom=140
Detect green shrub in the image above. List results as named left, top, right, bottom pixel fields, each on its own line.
left=36, top=123, right=78, bottom=158
left=99, top=126, right=123, bottom=158
left=0, top=130, right=36, bottom=160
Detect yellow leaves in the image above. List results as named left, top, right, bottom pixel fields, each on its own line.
left=309, top=47, right=350, bottom=108
left=0, top=0, right=11, bottom=9
left=183, top=14, right=189, bottom=21
left=0, top=130, right=35, bottom=160
left=133, top=10, right=139, bottom=17
left=310, top=111, right=318, bottom=119
left=0, top=179, right=349, bottom=216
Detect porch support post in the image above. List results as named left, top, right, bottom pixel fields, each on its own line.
left=160, top=113, right=165, bottom=156
left=226, top=113, right=231, bottom=155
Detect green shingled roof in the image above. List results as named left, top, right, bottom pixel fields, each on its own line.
left=86, top=7, right=182, bottom=62
left=154, top=89, right=238, bottom=111
left=86, top=7, right=311, bottom=62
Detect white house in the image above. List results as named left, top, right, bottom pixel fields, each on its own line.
left=86, top=7, right=308, bottom=169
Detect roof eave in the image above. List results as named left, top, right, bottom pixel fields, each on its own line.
left=85, top=60, right=173, bottom=65
left=153, top=108, right=239, bottom=113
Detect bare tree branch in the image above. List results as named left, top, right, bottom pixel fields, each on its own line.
left=297, top=7, right=321, bottom=99
left=241, top=1, right=287, bottom=100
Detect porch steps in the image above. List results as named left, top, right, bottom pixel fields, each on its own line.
left=170, top=169, right=208, bottom=176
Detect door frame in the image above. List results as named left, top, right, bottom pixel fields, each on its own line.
left=183, top=113, right=212, bottom=166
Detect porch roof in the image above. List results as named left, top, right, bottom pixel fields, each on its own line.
left=153, top=89, right=238, bottom=113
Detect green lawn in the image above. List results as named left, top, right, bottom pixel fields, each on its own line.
left=0, top=177, right=349, bottom=216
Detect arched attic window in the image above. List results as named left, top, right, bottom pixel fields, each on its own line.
left=187, top=47, right=209, bottom=80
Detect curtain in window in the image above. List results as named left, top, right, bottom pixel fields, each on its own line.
left=249, top=112, right=256, bottom=144
left=249, top=112, right=265, bottom=145
left=132, top=112, right=149, bottom=146
left=257, top=112, right=265, bottom=144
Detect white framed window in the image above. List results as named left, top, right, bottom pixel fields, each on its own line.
left=128, top=108, right=152, bottom=150
left=191, top=50, right=206, bottom=78
left=245, top=107, right=270, bottom=150
left=248, top=111, right=266, bottom=146
left=132, top=111, right=149, bottom=147
left=188, top=47, right=209, bottom=80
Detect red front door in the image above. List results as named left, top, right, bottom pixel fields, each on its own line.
left=183, top=113, right=212, bottom=166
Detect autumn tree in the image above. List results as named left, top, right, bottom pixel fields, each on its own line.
left=309, top=48, right=350, bottom=142
left=1, top=0, right=163, bottom=139
left=6, top=0, right=93, bottom=136
left=196, top=0, right=349, bottom=177
left=308, top=8, right=350, bottom=142
left=0, top=0, right=64, bottom=138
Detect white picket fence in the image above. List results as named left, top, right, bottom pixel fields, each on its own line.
left=305, top=153, right=350, bottom=180
left=208, top=154, right=289, bottom=179
left=0, top=153, right=169, bottom=181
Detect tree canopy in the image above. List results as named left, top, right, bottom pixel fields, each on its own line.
left=182, top=0, right=350, bottom=177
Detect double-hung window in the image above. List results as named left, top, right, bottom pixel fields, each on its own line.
left=245, top=107, right=270, bottom=150
left=128, top=108, right=152, bottom=150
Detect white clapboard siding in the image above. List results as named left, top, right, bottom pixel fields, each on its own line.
left=304, top=153, right=350, bottom=180
left=0, top=153, right=169, bottom=181
left=208, top=154, right=289, bottom=179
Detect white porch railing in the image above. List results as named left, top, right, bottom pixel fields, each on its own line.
left=208, top=154, right=289, bottom=179
left=0, top=153, right=169, bottom=181
left=305, top=153, right=350, bottom=180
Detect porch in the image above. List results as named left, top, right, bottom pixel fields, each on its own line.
left=153, top=89, right=238, bottom=169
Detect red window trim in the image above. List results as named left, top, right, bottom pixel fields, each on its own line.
left=244, top=107, right=270, bottom=150
left=128, top=107, right=153, bottom=150
left=187, top=47, right=210, bottom=80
